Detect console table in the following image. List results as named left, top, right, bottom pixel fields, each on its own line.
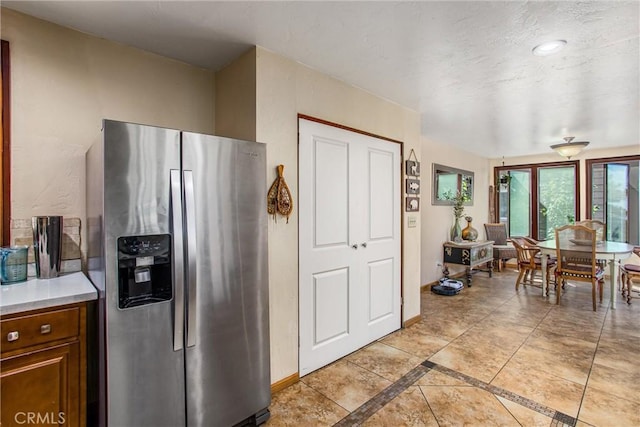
left=443, top=240, right=494, bottom=286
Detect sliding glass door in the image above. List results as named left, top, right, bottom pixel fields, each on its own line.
left=498, top=170, right=531, bottom=237
left=495, top=161, right=579, bottom=241
left=588, top=156, right=639, bottom=245
left=606, top=164, right=629, bottom=242
left=538, top=166, right=577, bottom=240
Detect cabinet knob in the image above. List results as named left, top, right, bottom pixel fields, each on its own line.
left=351, top=244, right=358, bottom=250
left=361, top=242, right=367, bottom=248
left=7, top=331, right=19, bottom=342
left=40, top=324, right=52, bottom=334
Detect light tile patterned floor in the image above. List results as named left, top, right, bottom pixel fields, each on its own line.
left=266, top=270, right=640, bottom=427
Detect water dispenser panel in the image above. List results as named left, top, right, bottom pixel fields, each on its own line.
left=117, top=234, right=172, bottom=309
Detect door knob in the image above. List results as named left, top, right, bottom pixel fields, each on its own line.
left=361, top=243, right=367, bottom=248
left=351, top=244, right=358, bottom=250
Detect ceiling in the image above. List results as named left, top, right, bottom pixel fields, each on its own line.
left=4, top=1, right=639, bottom=157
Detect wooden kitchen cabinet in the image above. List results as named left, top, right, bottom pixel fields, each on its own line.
left=1, top=303, right=87, bottom=427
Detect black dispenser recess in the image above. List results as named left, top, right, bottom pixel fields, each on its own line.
left=117, top=234, right=172, bottom=309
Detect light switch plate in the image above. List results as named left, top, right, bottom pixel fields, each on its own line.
left=408, top=216, right=417, bottom=228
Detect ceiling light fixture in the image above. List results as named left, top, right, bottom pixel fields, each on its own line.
left=550, top=136, right=590, bottom=159
left=532, top=40, right=567, bottom=56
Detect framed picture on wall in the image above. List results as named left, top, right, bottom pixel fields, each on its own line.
left=406, top=160, right=420, bottom=177
left=405, top=197, right=419, bottom=212
left=406, top=179, right=420, bottom=195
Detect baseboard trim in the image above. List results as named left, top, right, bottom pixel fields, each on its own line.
left=271, top=372, right=299, bottom=394
left=403, top=314, right=421, bottom=328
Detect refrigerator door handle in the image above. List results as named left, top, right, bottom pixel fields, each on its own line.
left=170, top=169, right=185, bottom=352
left=184, top=170, right=198, bottom=348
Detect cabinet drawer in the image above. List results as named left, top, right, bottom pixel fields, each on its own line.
left=1, top=308, right=79, bottom=352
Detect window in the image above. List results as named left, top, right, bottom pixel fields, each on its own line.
left=495, top=161, right=579, bottom=240
left=587, top=155, right=639, bottom=245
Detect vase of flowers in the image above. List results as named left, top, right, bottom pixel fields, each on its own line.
left=451, top=218, right=462, bottom=241
left=445, top=190, right=468, bottom=241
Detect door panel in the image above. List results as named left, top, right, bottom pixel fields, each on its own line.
left=368, top=258, right=394, bottom=322
left=299, top=118, right=401, bottom=376
left=363, top=142, right=401, bottom=340
left=313, top=267, right=350, bottom=345
left=368, top=149, right=395, bottom=240
left=314, top=138, right=349, bottom=247
left=1, top=344, right=76, bottom=427
left=299, top=124, right=361, bottom=376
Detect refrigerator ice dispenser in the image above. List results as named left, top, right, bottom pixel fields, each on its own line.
left=117, top=234, right=172, bottom=309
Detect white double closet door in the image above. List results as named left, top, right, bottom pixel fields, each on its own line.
left=298, top=118, right=401, bottom=377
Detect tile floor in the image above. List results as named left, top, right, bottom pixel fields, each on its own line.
left=266, top=269, right=640, bottom=427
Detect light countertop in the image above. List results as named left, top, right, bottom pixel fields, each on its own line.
left=0, top=272, right=97, bottom=316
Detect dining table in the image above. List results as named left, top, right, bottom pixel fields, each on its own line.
left=536, top=239, right=636, bottom=309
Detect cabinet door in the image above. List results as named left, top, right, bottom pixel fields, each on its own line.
left=1, top=343, right=79, bottom=427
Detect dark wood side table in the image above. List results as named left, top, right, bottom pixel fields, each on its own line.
left=443, top=240, right=494, bottom=286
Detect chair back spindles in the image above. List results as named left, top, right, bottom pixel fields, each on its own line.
left=554, top=224, right=604, bottom=311
left=512, top=236, right=555, bottom=292
left=575, top=220, right=606, bottom=242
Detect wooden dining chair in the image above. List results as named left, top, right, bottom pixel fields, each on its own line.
left=512, top=237, right=556, bottom=293
left=620, top=246, right=640, bottom=304
left=575, top=220, right=607, bottom=269
left=554, top=225, right=605, bottom=311
left=575, top=219, right=606, bottom=242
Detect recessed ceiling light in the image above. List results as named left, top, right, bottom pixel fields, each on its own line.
left=532, top=40, right=567, bottom=56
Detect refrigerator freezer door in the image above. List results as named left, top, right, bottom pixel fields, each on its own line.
left=102, top=120, right=187, bottom=426
left=182, top=133, right=270, bottom=427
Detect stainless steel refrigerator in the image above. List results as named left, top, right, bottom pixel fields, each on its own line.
left=86, top=120, right=270, bottom=427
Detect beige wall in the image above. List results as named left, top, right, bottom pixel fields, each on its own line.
left=420, top=138, right=491, bottom=286
left=1, top=9, right=215, bottom=250
left=254, top=47, right=422, bottom=383
left=215, top=48, right=256, bottom=140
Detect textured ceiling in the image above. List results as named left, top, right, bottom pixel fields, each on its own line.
left=4, top=1, right=639, bottom=157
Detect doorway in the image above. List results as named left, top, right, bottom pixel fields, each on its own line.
left=587, top=156, right=640, bottom=245
left=298, top=117, right=402, bottom=376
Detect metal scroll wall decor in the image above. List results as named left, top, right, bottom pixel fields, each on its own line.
left=267, top=164, right=293, bottom=223
left=405, top=149, right=420, bottom=212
